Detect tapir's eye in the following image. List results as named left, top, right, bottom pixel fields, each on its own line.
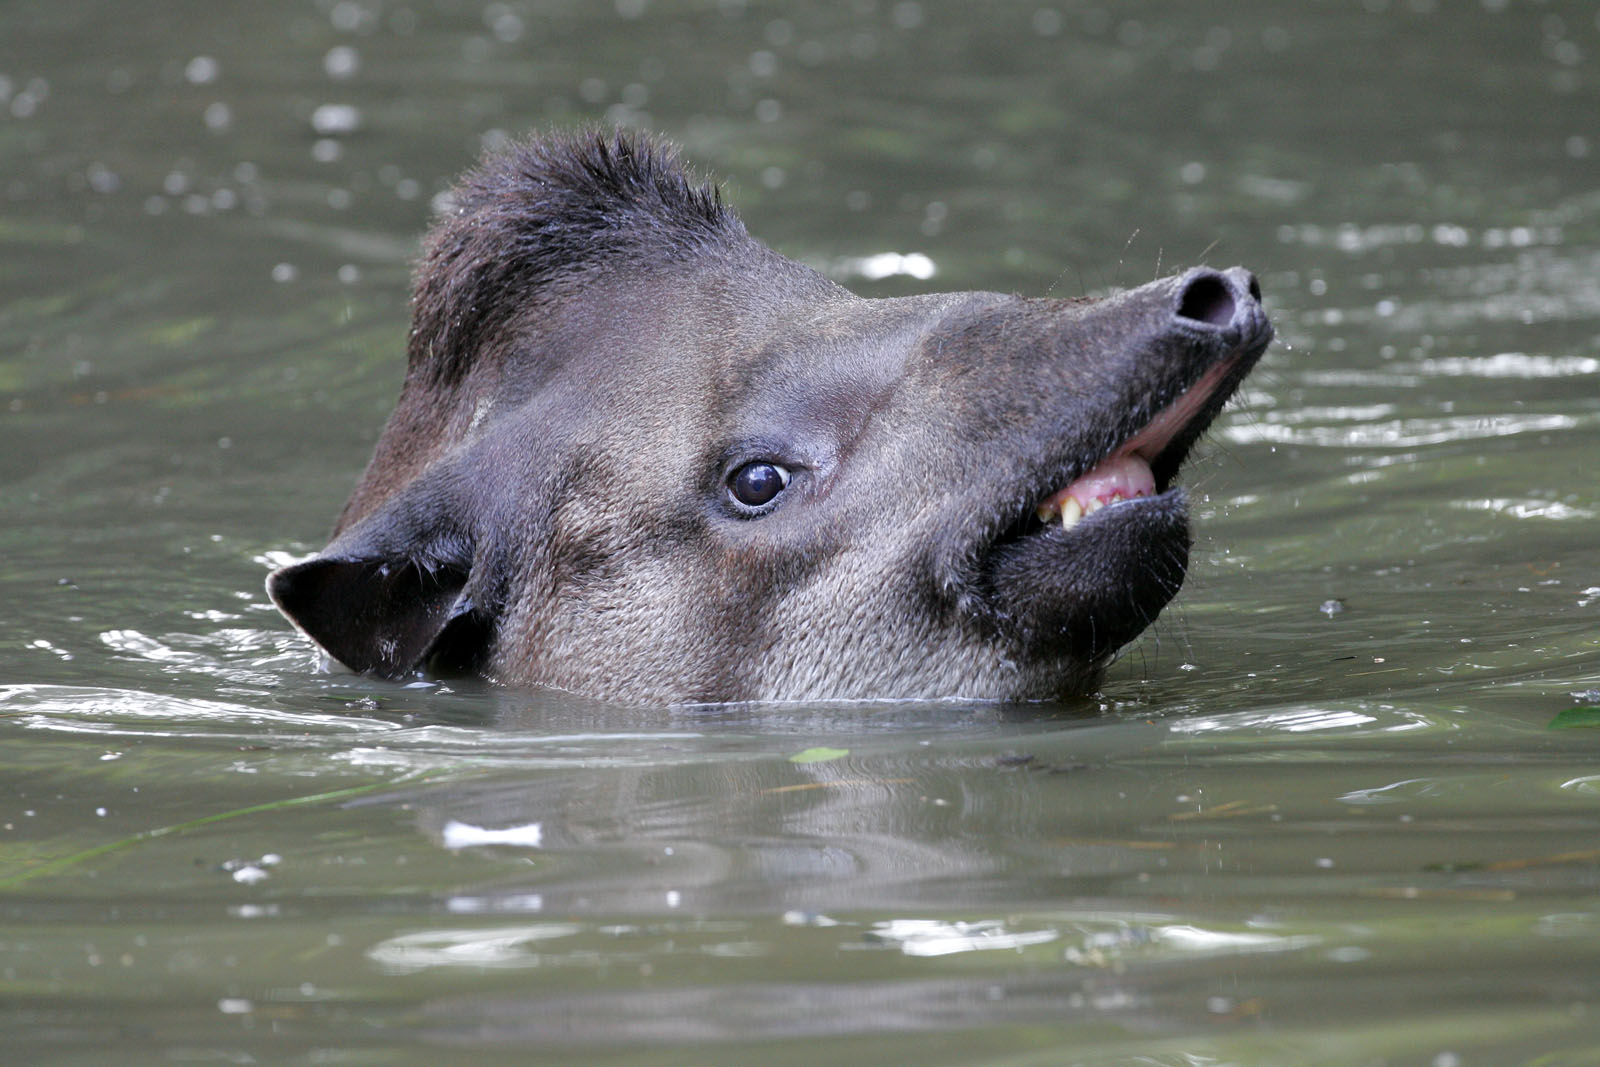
left=729, top=461, right=791, bottom=509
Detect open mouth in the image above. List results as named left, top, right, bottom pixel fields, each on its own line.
left=1031, top=354, right=1243, bottom=533
left=971, top=265, right=1272, bottom=676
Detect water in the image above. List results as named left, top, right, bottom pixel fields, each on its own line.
left=3, top=1, right=1599, bottom=1062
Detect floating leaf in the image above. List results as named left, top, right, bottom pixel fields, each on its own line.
left=1549, top=706, right=1600, bottom=730
left=789, top=746, right=850, bottom=764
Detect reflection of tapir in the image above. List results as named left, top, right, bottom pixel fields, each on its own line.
left=268, top=129, right=1273, bottom=704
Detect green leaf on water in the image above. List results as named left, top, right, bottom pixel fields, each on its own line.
left=1549, top=706, right=1600, bottom=730
left=789, top=746, right=850, bottom=764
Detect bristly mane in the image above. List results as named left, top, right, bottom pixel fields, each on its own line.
left=408, top=128, right=742, bottom=385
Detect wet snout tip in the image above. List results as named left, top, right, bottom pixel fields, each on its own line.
left=1176, top=271, right=1238, bottom=329
left=1175, top=268, right=1265, bottom=336
left=1228, top=266, right=1263, bottom=304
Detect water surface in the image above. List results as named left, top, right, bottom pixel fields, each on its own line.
left=4, top=1, right=1600, bottom=1062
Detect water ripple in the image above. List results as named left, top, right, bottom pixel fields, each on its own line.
left=0, top=683, right=395, bottom=738
left=1223, top=412, right=1582, bottom=449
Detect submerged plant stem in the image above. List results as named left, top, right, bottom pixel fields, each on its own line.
left=0, top=779, right=403, bottom=890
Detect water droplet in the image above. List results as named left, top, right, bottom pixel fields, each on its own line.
left=324, top=45, right=360, bottom=79
left=310, top=103, right=361, bottom=135
left=184, top=56, right=219, bottom=85
left=203, top=101, right=232, bottom=132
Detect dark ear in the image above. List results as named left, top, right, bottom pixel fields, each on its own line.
left=267, top=554, right=473, bottom=680
left=267, top=474, right=494, bottom=681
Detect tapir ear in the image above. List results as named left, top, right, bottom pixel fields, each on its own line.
left=266, top=527, right=481, bottom=680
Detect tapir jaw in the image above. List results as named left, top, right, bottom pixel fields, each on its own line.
left=975, top=266, right=1272, bottom=674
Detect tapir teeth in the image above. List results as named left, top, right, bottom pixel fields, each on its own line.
left=1041, top=488, right=1155, bottom=532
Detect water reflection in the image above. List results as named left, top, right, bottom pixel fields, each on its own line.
left=439, top=818, right=545, bottom=849
left=830, top=250, right=938, bottom=281
left=368, top=911, right=1343, bottom=1045
left=2, top=682, right=405, bottom=739
left=1406, top=352, right=1600, bottom=378
left=1223, top=412, right=1582, bottom=449
left=1451, top=497, right=1597, bottom=521
left=867, top=918, right=1059, bottom=957
left=1149, top=923, right=1318, bottom=957
left=370, top=923, right=583, bottom=974
left=413, top=971, right=1153, bottom=1047
left=1166, top=705, right=1389, bottom=736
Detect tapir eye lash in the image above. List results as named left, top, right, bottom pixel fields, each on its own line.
left=726, top=460, right=792, bottom=513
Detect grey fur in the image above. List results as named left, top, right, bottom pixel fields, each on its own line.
left=268, top=129, right=1273, bottom=704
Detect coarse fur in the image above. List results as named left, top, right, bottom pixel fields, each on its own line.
left=412, top=131, right=737, bottom=388
left=269, top=128, right=1273, bottom=705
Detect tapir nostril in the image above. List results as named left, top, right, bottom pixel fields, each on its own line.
left=1176, top=273, right=1236, bottom=329
left=1246, top=273, right=1262, bottom=303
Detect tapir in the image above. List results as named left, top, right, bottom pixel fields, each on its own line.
left=268, top=129, right=1273, bottom=704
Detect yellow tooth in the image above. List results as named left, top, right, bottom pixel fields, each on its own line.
left=1060, top=497, right=1083, bottom=529
left=1036, top=501, right=1057, bottom=522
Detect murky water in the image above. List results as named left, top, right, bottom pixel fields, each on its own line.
left=4, top=1, right=1599, bottom=1062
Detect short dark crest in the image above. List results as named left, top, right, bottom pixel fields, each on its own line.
left=409, top=129, right=743, bottom=386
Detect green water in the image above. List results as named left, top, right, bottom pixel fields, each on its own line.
left=3, top=1, right=1599, bottom=1062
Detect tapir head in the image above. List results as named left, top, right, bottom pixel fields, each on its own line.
left=268, top=130, right=1273, bottom=704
